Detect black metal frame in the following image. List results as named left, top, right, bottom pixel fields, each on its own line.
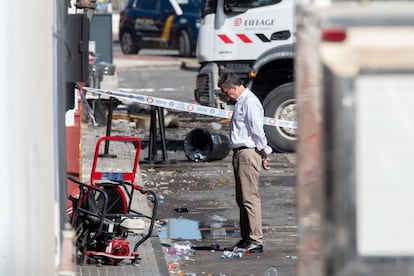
left=67, top=175, right=158, bottom=265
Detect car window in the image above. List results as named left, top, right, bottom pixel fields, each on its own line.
left=128, top=0, right=138, bottom=7
left=177, top=0, right=202, bottom=13
left=137, top=0, right=157, bottom=10
left=224, top=0, right=282, bottom=11
left=200, top=0, right=217, bottom=18
left=160, top=0, right=173, bottom=12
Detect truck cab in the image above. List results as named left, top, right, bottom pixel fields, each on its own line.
left=195, top=0, right=297, bottom=152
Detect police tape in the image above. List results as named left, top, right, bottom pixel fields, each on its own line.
left=84, top=87, right=298, bottom=129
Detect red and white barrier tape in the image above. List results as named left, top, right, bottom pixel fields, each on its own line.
left=84, top=87, right=297, bottom=129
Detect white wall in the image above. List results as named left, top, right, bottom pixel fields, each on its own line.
left=0, top=1, right=56, bottom=275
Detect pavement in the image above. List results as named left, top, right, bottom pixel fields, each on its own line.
left=76, top=53, right=298, bottom=276
left=113, top=53, right=187, bottom=69
left=94, top=52, right=199, bottom=95
left=76, top=53, right=197, bottom=276
left=76, top=54, right=189, bottom=276
left=77, top=120, right=170, bottom=276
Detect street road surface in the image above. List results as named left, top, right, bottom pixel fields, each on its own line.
left=101, top=45, right=298, bottom=275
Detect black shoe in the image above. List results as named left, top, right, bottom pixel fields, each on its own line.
left=235, top=239, right=248, bottom=247
left=226, top=239, right=248, bottom=250
left=241, top=241, right=263, bottom=253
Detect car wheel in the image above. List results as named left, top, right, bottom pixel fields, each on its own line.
left=263, top=82, right=297, bottom=153
left=120, top=31, right=139, bottom=54
left=178, top=31, right=192, bottom=57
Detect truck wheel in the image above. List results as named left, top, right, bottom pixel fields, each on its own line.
left=178, top=31, right=192, bottom=57
left=120, top=31, right=139, bottom=54
left=263, top=82, right=297, bottom=153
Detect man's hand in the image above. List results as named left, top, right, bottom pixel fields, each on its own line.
left=262, top=158, right=270, bottom=170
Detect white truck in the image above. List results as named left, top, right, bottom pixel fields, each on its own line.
left=194, top=0, right=296, bottom=152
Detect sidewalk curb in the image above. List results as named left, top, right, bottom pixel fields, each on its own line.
left=114, top=59, right=184, bottom=70
left=113, top=55, right=183, bottom=71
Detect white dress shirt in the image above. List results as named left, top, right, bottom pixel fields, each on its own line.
left=229, top=88, right=272, bottom=154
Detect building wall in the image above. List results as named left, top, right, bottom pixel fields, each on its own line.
left=0, top=1, right=56, bottom=275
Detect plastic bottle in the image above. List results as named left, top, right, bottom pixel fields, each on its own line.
left=173, top=241, right=193, bottom=257
left=221, top=250, right=243, bottom=259
left=166, top=247, right=177, bottom=255
left=221, top=250, right=234, bottom=258
left=265, top=266, right=278, bottom=276
left=234, top=252, right=243, bottom=258
left=233, top=247, right=247, bottom=254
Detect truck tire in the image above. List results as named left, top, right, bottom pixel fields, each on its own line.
left=178, top=31, right=192, bottom=57
left=263, top=82, right=297, bottom=153
left=120, top=31, right=139, bottom=54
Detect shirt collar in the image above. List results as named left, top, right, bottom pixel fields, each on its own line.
left=236, top=88, right=249, bottom=102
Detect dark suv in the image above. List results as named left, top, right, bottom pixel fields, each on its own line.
left=119, top=0, right=201, bottom=57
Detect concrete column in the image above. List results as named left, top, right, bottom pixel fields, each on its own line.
left=0, top=1, right=56, bottom=275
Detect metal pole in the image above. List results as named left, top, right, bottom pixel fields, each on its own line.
left=157, top=107, right=169, bottom=162
left=145, top=106, right=158, bottom=162
left=100, top=96, right=117, bottom=158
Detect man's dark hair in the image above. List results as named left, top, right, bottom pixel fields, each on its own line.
left=218, top=73, right=243, bottom=88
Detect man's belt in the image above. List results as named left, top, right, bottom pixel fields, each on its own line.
left=232, top=146, right=250, bottom=153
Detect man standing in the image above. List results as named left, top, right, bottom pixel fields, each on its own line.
left=218, top=73, right=272, bottom=253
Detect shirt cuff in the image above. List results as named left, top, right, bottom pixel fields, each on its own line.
left=264, top=145, right=273, bottom=155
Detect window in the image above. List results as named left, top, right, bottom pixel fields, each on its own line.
left=224, top=0, right=282, bottom=12
left=160, top=0, right=173, bottom=12
left=177, top=0, right=202, bottom=13
left=200, top=0, right=217, bottom=17
left=138, top=0, right=156, bottom=10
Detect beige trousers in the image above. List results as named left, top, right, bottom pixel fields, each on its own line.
left=233, top=148, right=263, bottom=244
